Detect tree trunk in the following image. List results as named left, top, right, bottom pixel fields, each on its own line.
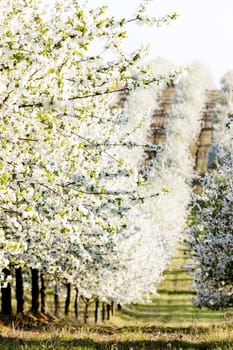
left=40, top=273, right=46, bottom=314
left=94, top=299, right=99, bottom=324
left=102, top=302, right=106, bottom=323
left=54, top=284, right=60, bottom=316
left=65, top=283, right=71, bottom=316
left=83, top=298, right=89, bottom=324
left=106, top=303, right=111, bottom=320
left=15, top=267, right=24, bottom=313
left=31, top=268, right=39, bottom=314
left=117, top=303, right=122, bottom=311
left=1, top=268, right=12, bottom=315
left=111, top=301, right=114, bottom=316
left=74, top=288, right=79, bottom=319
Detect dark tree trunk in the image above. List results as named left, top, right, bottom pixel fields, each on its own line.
left=1, top=268, right=12, bottom=315
left=94, top=299, right=99, bottom=324
left=83, top=298, right=89, bottom=324
left=117, top=303, right=122, bottom=311
left=106, top=303, right=111, bottom=320
left=65, top=283, right=71, bottom=316
left=40, top=273, right=46, bottom=314
left=15, top=267, right=24, bottom=313
left=102, top=302, right=106, bottom=323
left=111, top=301, right=114, bottom=316
left=74, top=288, right=79, bottom=319
left=31, top=268, right=39, bottom=314
left=54, top=284, right=60, bottom=316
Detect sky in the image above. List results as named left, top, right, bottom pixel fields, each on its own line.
left=91, top=0, right=233, bottom=87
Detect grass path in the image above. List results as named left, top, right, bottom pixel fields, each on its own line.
left=114, top=246, right=228, bottom=327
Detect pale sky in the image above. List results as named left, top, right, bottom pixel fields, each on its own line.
left=92, top=0, right=233, bottom=87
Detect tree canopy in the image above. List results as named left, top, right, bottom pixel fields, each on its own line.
left=186, top=73, right=233, bottom=308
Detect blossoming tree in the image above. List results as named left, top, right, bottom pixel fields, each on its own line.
left=0, top=0, right=180, bottom=315
left=186, top=72, right=233, bottom=309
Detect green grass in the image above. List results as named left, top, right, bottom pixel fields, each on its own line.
left=0, top=323, right=232, bottom=349
left=116, top=246, right=229, bottom=327
left=0, top=246, right=232, bottom=349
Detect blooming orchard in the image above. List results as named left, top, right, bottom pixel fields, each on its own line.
left=0, top=0, right=214, bottom=312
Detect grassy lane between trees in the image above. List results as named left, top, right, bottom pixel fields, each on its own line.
left=0, top=246, right=232, bottom=349
left=116, top=246, right=228, bottom=327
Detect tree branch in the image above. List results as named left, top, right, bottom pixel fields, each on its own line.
left=70, top=131, right=122, bottom=164
left=69, top=87, right=129, bottom=101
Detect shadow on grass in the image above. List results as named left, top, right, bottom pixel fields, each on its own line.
left=157, top=290, right=196, bottom=295
left=120, top=305, right=224, bottom=323
left=0, top=336, right=232, bottom=350
left=164, top=269, right=189, bottom=275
